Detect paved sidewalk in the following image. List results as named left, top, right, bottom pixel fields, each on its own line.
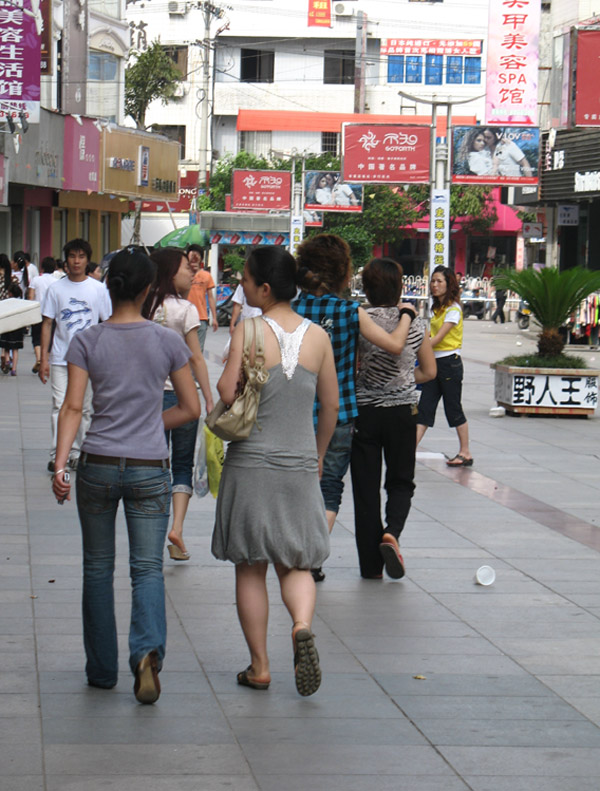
left=2, top=319, right=600, bottom=791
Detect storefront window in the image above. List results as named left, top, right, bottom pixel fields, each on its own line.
left=89, top=51, right=118, bottom=81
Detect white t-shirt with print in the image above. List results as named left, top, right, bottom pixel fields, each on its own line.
left=42, top=276, right=113, bottom=365
left=152, top=295, right=200, bottom=391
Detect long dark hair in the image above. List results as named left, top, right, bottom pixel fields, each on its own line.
left=12, top=250, right=29, bottom=291
left=143, top=247, right=187, bottom=319
left=431, top=265, right=461, bottom=312
left=0, top=253, right=11, bottom=291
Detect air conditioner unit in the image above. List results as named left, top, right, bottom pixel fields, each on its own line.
left=168, top=1, right=186, bottom=15
left=172, top=81, right=189, bottom=98
left=334, top=3, right=354, bottom=16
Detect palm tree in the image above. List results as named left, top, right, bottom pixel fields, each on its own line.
left=493, top=267, right=600, bottom=358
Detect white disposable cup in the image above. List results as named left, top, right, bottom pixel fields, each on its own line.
left=474, top=565, right=496, bottom=586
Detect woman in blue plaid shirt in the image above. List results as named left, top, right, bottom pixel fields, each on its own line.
left=295, top=234, right=415, bottom=581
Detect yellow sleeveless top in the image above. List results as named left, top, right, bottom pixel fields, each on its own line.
left=430, top=302, right=463, bottom=353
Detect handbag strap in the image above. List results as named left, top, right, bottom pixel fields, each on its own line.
left=242, top=316, right=266, bottom=369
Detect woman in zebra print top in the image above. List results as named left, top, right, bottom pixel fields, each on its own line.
left=350, top=258, right=436, bottom=580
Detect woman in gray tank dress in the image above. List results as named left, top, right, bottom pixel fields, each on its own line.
left=212, top=247, right=338, bottom=697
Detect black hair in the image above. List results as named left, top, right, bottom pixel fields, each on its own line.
left=106, top=247, right=156, bottom=304
left=63, top=238, right=92, bottom=261
left=143, top=247, right=188, bottom=319
left=0, top=253, right=11, bottom=290
left=186, top=244, right=203, bottom=255
left=12, top=251, right=29, bottom=290
left=431, top=265, right=461, bottom=311
left=362, top=257, right=404, bottom=307
left=41, top=256, right=56, bottom=274
left=246, top=247, right=298, bottom=302
left=86, top=261, right=99, bottom=275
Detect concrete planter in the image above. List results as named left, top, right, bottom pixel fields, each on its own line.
left=491, top=363, right=600, bottom=416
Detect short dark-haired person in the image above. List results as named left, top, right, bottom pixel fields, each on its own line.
left=39, top=238, right=112, bottom=472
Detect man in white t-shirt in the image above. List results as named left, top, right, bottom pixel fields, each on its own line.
left=39, top=239, right=112, bottom=471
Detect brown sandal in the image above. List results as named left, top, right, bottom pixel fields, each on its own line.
left=237, top=666, right=270, bottom=690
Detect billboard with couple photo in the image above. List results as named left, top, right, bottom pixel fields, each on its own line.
left=304, top=171, right=363, bottom=212
left=452, top=126, right=539, bottom=185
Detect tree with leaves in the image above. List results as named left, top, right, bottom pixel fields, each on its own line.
left=125, top=41, right=183, bottom=129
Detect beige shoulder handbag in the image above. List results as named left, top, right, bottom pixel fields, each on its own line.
left=205, top=316, right=270, bottom=442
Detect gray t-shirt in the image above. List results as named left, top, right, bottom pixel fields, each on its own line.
left=66, top=320, right=190, bottom=458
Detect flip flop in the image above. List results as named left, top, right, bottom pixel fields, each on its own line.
left=237, top=666, right=270, bottom=690
left=446, top=454, right=474, bottom=467
left=293, top=627, right=321, bottom=697
left=167, top=544, right=190, bottom=561
left=379, top=534, right=405, bottom=579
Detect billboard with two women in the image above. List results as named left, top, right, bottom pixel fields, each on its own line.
left=451, top=126, right=539, bottom=186
left=304, top=171, right=363, bottom=213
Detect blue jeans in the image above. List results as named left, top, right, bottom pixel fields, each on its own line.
left=320, top=422, right=354, bottom=513
left=76, top=459, right=171, bottom=687
left=163, top=390, right=199, bottom=495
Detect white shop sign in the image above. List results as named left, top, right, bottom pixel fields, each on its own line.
left=557, top=205, right=579, bottom=226
left=496, top=372, right=598, bottom=409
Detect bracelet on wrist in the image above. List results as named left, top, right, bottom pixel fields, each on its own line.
left=52, top=469, right=66, bottom=478
left=398, top=308, right=416, bottom=322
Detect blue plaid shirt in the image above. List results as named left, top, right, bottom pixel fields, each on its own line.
left=293, top=292, right=360, bottom=426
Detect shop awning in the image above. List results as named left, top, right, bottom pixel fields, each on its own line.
left=237, top=110, right=477, bottom=137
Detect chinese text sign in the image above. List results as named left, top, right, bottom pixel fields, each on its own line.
left=232, top=170, right=292, bottom=211
left=342, top=124, right=430, bottom=184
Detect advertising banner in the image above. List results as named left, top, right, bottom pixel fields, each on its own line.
left=381, top=39, right=482, bottom=56
left=209, top=231, right=289, bottom=246
left=232, top=170, right=292, bottom=211
left=451, top=126, right=539, bottom=185
left=40, top=0, right=52, bottom=75
left=574, top=30, right=600, bottom=126
left=303, top=210, right=323, bottom=227
left=139, top=170, right=200, bottom=213
left=0, top=154, right=7, bottom=205
left=429, top=189, right=450, bottom=270
left=485, top=0, right=541, bottom=126
left=63, top=117, right=100, bottom=192
left=304, top=171, right=363, bottom=212
left=342, top=124, right=430, bottom=184
left=0, top=0, right=41, bottom=124
left=307, top=0, right=331, bottom=27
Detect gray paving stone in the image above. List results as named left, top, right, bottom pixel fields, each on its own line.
left=374, top=674, right=553, bottom=697
left=463, top=778, right=600, bottom=791
left=46, top=777, right=260, bottom=791
left=438, top=746, right=600, bottom=776
left=415, top=718, right=600, bottom=747
left=0, top=778, right=44, bottom=791
left=243, top=744, right=453, bottom=775
left=227, top=716, right=428, bottom=746
left=396, top=694, right=586, bottom=721
left=44, top=744, right=250, bottom=775
left=255, top=776, right=470, bottom=791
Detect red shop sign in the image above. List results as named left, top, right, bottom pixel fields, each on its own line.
left=574, top=30, right=600, bottom=126
left=231, top=169, right=291, bottom=211
left=342, top=124, right=431, bottom=184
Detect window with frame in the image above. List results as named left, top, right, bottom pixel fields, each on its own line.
left=240, top=49, right=274, bottom=82
left=239, top=131, right=272, bottom=157
left=446, top=56, right=463, bottom=84
left=387, top=55, right=404, bottom=83
left=323, top=50, right=355, bottom=85
left=88, top=51, right=118, bottom=81
left=405, top=56, right=422, bottom=83
left=464, top=56, right=482, bottom=84
left=425, top=55, right=443, bottom=85
left=321, top=132, right=339, bottom=155
left=162, top=45, right=188, bottom=78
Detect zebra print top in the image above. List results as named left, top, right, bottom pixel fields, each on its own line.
left=355, top=306, right=426, bottom=408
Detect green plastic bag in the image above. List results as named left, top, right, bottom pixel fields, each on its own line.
left=204, top=425, right=224, bottom=498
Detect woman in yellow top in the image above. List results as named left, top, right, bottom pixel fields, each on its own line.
left=416, top=266, right=473, bottom=466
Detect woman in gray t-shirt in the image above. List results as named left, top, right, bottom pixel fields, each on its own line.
left=350, top=258, right=436, bottom=580
left=52, top=248, right=200, bottom=704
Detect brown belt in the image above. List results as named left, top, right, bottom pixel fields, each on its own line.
left=81, top=453, right=169, bottom=469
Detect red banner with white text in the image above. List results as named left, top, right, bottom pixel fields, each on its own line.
left=308, top=0, right=331, bottom=27
left=342, top=124, right=430, bottom=184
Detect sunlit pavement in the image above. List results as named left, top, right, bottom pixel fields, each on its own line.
left=2, top=318, right=599, bottom=791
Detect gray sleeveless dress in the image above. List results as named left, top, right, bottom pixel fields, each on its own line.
left=211, top=317, right=330, bottom=569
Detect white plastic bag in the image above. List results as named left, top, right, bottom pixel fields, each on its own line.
left=193, top=420, right=209, bottom=497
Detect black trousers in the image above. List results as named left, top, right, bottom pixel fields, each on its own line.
left=350, top=404, right=416, bottom=578
left=492, top=294, right=506, bottom=323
